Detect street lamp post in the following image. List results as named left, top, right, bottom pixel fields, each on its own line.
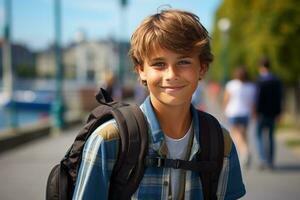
left=218, top=18, right=231, bottom=85
left=2, top=0, right=17, bottom=129
left=51, top=0, right=65, bottom=132
left=118, top=0, right=128, bottom=85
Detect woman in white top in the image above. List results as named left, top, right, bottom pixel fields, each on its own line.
left=223, top=67, right=256, bottom=168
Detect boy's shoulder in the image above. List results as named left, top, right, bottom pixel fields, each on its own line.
left=92, top=119, right=120, bottom=142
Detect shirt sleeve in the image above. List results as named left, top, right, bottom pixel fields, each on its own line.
left=72, top=120, right=119, bottom=200
left=224, top=144, right=246, bottom=200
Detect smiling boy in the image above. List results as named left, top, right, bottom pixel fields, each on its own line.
left=73, top=9, right=245, bottom=200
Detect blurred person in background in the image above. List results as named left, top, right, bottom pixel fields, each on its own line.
left=223, top=66, right=256, bottom=168
left=255, top=57, right=283, bottom=170
left=102, top=73, right=122, bottom=101
left=103, top=73, right=116, bottom=98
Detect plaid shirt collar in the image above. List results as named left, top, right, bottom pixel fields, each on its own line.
left=140, top=96, right=201, bottom=159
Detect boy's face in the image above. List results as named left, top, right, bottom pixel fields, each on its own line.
left=138, top=47, right=206, bottom=108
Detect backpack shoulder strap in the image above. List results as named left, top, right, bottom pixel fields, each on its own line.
left=197, top=110, right=224, bottom=200
left=108, top=104, right=149, bottom=200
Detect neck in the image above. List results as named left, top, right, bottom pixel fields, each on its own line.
left=150, top=97, right=192, bottom=139
left=259, top=68, right=270, bottom=76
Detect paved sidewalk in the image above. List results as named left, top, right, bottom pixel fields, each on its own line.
left=0, top=126, right=79, bottom=200
left=241, top=122, right=300, bottom=200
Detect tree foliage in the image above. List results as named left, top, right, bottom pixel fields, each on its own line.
left=210, top=0, right=300, bottom=84
left=16, top=63, right=36, bottom=78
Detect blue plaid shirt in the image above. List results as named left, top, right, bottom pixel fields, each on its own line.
left=73, top=97, right=246, bottom=200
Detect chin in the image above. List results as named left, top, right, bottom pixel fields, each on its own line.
left=158, top=94, right=191, bottom=107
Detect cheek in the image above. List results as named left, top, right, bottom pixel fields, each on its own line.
left=146, top=70, right=161, bottom=83
left=187, top=70, right=200, bottom=90
left=185, top=68, right=200, bottom=81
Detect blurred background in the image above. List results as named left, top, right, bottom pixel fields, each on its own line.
left=0, top=0, right=299, bottom=199
left=0, top=0, right=222, bottom=131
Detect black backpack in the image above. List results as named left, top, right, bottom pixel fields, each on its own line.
left=46, top=88, right=225, bottom=200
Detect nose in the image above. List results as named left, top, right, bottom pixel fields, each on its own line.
left=165, top=65, right=178, bottom=81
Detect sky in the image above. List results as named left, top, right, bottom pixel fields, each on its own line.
left=0, top=0, right=221, bottom=51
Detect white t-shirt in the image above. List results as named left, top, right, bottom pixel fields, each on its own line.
left=165, top=122, right=193, bottom=200
left=225, top=79, right=256, bottom=118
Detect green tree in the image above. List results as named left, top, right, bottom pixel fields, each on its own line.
left=211, top=0, right=300, bottom=124
left=16, top=63, right=36, bottom=78
left=211, top=0, right=300, bottom=84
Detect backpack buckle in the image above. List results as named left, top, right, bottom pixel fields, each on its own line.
left=174, top=159, right=180, bottom=169
left=157, top=158, right=164, bottom=167
left=145, top=157, right=165, bottom=168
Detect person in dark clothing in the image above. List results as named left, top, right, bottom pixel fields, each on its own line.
left=255, top=57, right=283, bottom=170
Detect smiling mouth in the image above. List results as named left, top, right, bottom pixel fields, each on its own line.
left=161, top=86, right=185, bottom=92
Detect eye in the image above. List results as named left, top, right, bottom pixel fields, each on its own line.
left=178, top=60, right=191, bottom=66
left=151, top=62, right=165, bottom=68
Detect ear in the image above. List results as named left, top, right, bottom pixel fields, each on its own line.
left=199, top=63, right=208, bottom=79
left=137, top=65, right=147, bottom=81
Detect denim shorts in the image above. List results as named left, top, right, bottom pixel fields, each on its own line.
left=228, top=116, right=249, bottom=127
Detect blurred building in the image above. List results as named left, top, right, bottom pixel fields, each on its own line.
left=0, top=39, right=35, bottom=78
left=36, top=38, right=133, bottom=86
left=35, top=46, right=56, bottom=78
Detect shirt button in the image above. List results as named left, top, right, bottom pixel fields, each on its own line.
left=163, top=181, right=169, bottom=186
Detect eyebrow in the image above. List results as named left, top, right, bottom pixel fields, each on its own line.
left=149, top=55, right=192, bottom=61
left=149, top=57, right=164, bottom=62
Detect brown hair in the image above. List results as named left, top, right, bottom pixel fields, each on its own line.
left=259, top=56, right=271, bottom=69
left=129, top=9, right=213, bottom=71
left=233, top=66, right=249, bottom=82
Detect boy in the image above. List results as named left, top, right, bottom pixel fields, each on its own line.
left=73, top=9, right=245, bottom=200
